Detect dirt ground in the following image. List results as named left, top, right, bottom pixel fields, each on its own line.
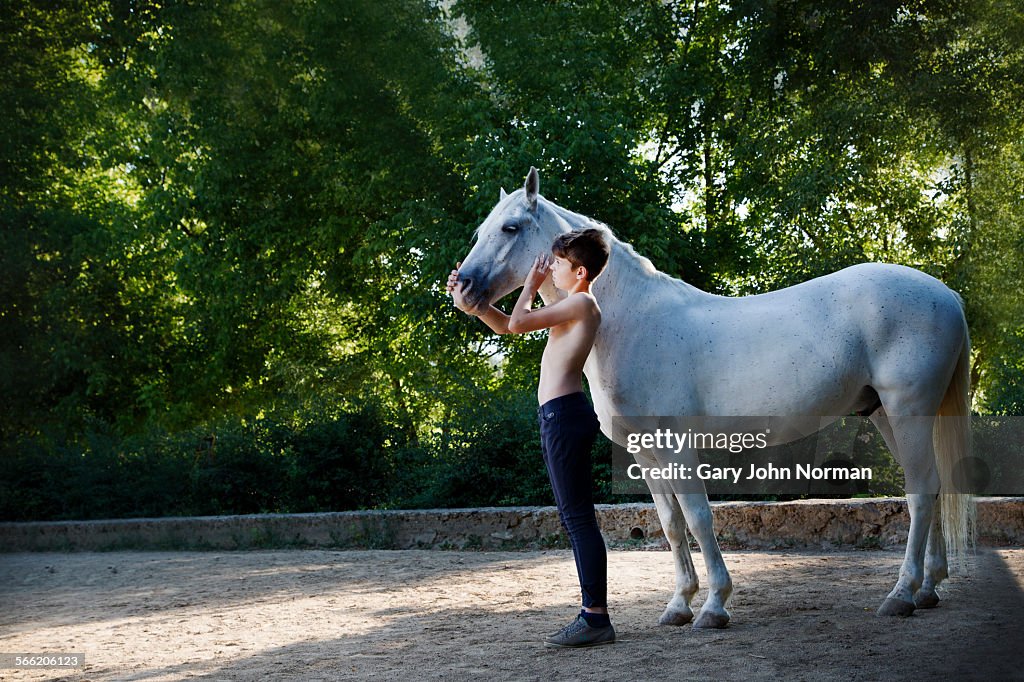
left=1, top=547, right=1022, bottom=681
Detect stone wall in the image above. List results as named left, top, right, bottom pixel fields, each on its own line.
left=1, top=498, right=1021, bottom=552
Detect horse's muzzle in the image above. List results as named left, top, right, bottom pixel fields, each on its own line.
left=458, top=270, right=491, bottom=310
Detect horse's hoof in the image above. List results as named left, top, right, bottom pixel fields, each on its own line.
left=693, top=609, right=730, bottom=629
left=658, top=606, right=694, bottom=626
left=876, top=597, right=915, bottom=617
left=914, top=589, right=940, bottom=609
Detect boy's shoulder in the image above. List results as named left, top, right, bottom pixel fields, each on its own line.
left=570, top=290, right=598, bottom=304
left=565, top=291, right=601, bottom=317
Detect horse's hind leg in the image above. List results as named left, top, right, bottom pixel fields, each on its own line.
left=878, top=491, right=935, bottom=616
left=872, top=412, right=939, bottom=617
left=651, top=493, right=698, bottom=625
left=914, top=497, right=947, bottom=608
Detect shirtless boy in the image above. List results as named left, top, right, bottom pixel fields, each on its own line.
left=447, top=228, right=613, bottom=648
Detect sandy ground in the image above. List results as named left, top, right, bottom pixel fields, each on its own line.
left=1, top=547, right=1022, bottom=681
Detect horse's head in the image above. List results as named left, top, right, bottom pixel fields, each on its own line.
left=455, top=167, right=567, bottom=312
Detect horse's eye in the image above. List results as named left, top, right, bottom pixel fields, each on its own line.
left=501, top=224, right=518, bottom=234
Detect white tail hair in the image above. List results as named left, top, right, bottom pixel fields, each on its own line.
left=935, top=298, right=975, bottom=571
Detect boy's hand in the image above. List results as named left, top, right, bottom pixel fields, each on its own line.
left=525, top=253, right=551, bottom=291
left=447, top=262, right=477, bottom=315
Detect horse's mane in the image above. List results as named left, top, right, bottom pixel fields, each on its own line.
left=545, top=200, right=703, bottom=297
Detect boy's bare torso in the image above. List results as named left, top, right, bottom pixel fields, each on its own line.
left=538, top=293, right=601, bottom=405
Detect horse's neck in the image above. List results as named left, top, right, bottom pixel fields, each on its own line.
left=546, top=199, right=703, bottom=289
left=538, top=280, right=562, bottom=306
left=542, top=198, right=710, bottom=339
left=600, top=241, right=705, bottom=306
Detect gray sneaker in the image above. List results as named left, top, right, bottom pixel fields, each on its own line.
left=544, top=614, right=616, bottom=648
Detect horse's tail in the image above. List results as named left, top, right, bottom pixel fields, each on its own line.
left=935, top=294, right=975, bottom=571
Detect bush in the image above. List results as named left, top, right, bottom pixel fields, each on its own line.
left=288, top=408, right=406, bottom=512
left=0, top=397, right=630, bottom=521
left=400, top=406, right=554, bottom=508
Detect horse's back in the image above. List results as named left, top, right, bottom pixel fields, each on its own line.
left=725, top=262, right=964, bottom=340
left=738, top=262, right=957, bottom=309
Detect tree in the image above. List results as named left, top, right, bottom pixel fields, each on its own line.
left=3, top=1, right=1021, bottom=518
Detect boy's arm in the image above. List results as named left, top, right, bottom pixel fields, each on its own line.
left=508, top=255, right=594, bottom=334
left=476, top=305, right=511, bottom=335
left=508, top=289, right=592, bottom=334
left=447, top=258, right=592, bottom=335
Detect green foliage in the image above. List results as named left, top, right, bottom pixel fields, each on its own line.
left=405, top=402, right=552, bottom=508
left=2, top=1, right=1022, bottom=518
left=0, top=399, right=627, bottom=520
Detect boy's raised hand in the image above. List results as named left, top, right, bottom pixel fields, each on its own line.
left=447, top=262, right=476, bottom=314
left=525, top=253, right=551, bottom=291
left=446, top=262, right=461, bottom=294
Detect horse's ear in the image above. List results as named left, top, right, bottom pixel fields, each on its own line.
left=500, top=187, right=508, bottom=201
left=524, top=166, right=539, bottom=211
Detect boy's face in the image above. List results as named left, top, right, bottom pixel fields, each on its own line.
left=550, top=254, right=581, bottom=289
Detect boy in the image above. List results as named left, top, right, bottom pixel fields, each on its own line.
left=447, top=228, right=614, bottom=648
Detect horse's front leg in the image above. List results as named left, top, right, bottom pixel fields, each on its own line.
left=650, top=492, right=698, bottom=625
left=675, top=489, right=733, bottom=628
left=643, top=446, right=733, bottom=626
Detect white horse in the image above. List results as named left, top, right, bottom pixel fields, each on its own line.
left=454, top=167, right=974, bottom=627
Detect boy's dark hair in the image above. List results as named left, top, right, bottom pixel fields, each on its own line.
left=551, top=228, right=610, bottom=281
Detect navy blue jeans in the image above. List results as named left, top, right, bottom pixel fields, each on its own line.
left=538, top=391, right=607, bottom=608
